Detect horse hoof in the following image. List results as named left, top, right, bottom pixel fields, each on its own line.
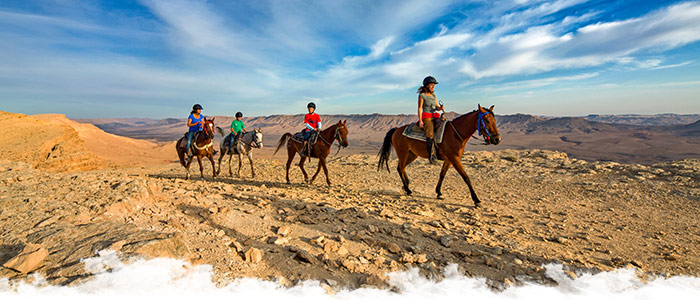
left=436, top=194, right=443, bottom=199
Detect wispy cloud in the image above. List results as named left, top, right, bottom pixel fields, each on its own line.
left=0, top=0, right=699, bottom=117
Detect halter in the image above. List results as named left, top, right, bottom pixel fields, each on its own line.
left=194, top=121, right=215, bottom=150
left=318, top=125, right=348, bottom=156
left=477, top=111, right=492, bottom=139
left=250, top=132, right=261, bottom=148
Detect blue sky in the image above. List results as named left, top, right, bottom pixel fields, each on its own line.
left=1, top=0, right=699, bottom=118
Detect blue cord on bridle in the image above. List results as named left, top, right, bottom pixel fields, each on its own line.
left=477, top=111, right=491, bottom=138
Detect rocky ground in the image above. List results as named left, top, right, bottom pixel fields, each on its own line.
left=1, top=149, right=699, bottom=291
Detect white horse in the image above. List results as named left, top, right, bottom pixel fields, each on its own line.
left=215, top=127, right=263, bottom=178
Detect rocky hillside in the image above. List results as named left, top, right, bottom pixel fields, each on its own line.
left=0, top=111, right=104, bottom=172
left=585, top=114, right=700, bottom=126
left=1, top=149, right=699, bottom=289
left=0, top=111, right=174, bottom=172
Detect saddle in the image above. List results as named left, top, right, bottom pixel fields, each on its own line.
left=401, top=117, right=448, bottom=143
left=224, top=133, right=246, bottom=155
left=292, top=131, right=318, bottom=157
left=179, top=131, right=202, bottom=153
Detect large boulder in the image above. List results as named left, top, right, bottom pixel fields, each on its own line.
left=3, top=243, right=49, bottom=274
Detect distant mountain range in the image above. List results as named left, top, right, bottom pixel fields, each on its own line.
left=584, top=114, right=700, bottom=126
left=77, top=113, right=700, bottom=164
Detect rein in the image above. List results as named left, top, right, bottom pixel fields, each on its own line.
left=317, top=125, right=347, bottom=158
left=194, top=122, right=215, bottom=151
left=477, top=111, right=492, bottom=139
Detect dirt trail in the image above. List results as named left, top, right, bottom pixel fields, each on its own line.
left=1, top=149, right=699, bottom=289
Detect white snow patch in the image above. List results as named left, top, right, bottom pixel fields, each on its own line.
left=1, top=250, right=699, bottom=300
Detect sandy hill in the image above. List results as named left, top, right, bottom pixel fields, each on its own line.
left=1, top=111, right=173, bottom=171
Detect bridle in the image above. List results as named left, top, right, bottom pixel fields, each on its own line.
left=250, top=131, right=262, bottom=148
left=318, top=124, right=348, bottom=156
left=201, top=121, right=215, bottom=139
left=193, top=121, right=215, bottom=151
left=447, top=109, right=500, bottom=145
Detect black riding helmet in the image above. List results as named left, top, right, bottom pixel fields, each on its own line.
left=235, top=112, right=243, bottom=118
left=423, top=76, right=438, bottom=86
left=307, top=102, right=316, bottom=109
left=193, top=104, right=203, bottom=111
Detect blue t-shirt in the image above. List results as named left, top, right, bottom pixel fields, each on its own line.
left=188, top=114, right=203, bottom=132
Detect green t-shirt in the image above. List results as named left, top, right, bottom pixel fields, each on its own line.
left=231, top=119, right=245, bottom=134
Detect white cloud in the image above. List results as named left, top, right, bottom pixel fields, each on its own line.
left=460, top=2, right=700, bottom=78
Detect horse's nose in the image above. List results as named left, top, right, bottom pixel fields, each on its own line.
left=493, top=136, right=501, bottom=145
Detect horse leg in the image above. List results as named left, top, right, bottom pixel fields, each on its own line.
left=285, top=146, right=296, bottom=184
left=248, top=152, right=255, bottom=178
left=208, top=154, right=216, bottom=178
left=185, top=152, right=194, bottom=180
left=396, top=150, right=415, bottom=196
left=320, top=157, right=331, bottom=186
left=228, top=153, right=233, bottom=176
left=448, top=157, right=481, bottom=207
left=404, top=152, right=417, bottom=186
left=435, top=161, right=452, bottom=199
left=298, top=156, right=309, bottom=183
left=197, top=155, right=205, bottom=179
left=310, top=159, right=322, bottom=183
left=237, top=153, right=243, bottom=177
left=216, top=148, right=225, bottom=175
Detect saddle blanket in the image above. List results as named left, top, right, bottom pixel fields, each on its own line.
left=402, top=120, right=447, bottom=143
left=291, top=131, right=318, bottom=144
left=291, top=131, right=318, bottom=157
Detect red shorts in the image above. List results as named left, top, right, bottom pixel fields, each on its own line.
left=421, top=112, right=441, bottom=120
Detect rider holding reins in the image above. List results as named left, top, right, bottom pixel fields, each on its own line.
left=418, top=76, right=444, bottom=164
left=302, top=102, right=321, bottom=155
left=229, top=112, right=247, bottom=150
left=186, top=104, right=204, bottom=158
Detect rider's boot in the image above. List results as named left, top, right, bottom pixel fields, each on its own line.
left=427, top=138, right=437, bottom=164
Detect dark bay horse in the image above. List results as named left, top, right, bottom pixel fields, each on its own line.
left=274, top=121, right=349, bottom=185
left=378, top=105, right=500, bottom=207
left=176, top=117, right=217, bottom=180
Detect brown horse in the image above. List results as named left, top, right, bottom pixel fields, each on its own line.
left=378, top=105, right=500, bottom=207
left=176, top=117, right=217, bottom=180
left=274, top=120, right=349, bottom=185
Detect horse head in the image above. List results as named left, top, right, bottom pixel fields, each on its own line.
left=336, top=120, right=349, bottom=148
left=203, top=117, right=215, bottom=139
left=477, top=104, right=500, bottom=145
left=252, top=128, right=263, bottom=148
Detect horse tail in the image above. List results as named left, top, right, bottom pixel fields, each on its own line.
left=215, top=126, right=225, bottom=137
left=377, top=128, right=396, bottom=172
left=274, top=133, right=292, bottom=156
left=176, top=138, right=187, bottom=167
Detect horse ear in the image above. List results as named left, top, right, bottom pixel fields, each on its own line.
left=489, top=105, right=494, bottom=111
left=344, top=120, right=347, bottom=125
left=211, top=117, right=215, bottom=121
left=478, top=104, right=483, bottom=111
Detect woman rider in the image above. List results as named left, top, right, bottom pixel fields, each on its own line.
left=418, top=76, right=444, bottom=164
left=186, top=104, right=204, bottom=158
left=229, top=112, right=247, bottom=149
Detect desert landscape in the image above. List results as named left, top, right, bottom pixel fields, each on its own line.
left=2, top=110, right=699, bottom=292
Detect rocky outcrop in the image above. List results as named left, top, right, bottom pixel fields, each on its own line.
left=1, top=150, right=699, bottom=289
